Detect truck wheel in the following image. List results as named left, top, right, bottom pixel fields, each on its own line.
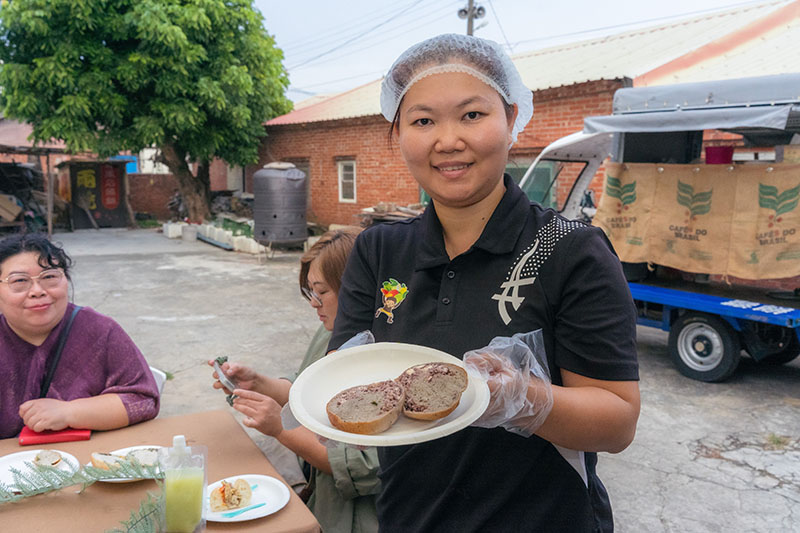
left=759, top=334, right=800, bottom=365
left=668, top=313, right=740, bottom=382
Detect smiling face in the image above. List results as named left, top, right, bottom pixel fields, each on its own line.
left=395, top=71, right=517, bottom=210
left=0, top=251, right=69, bottom=345
left=306, top=259, right=339, bottom=331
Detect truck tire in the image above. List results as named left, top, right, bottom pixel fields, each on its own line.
left=759, top=334, right=800, bottom=365
left=668, top=313, right=740, bottom=382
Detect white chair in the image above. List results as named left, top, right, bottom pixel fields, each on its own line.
left=149, top=366, right=167, bottom=395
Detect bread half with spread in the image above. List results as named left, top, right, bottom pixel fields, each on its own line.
left=326, top=380, right=405, bottom=434
left=90, top=447, right=160, bottom=470
left=395, top=362, right=468, bottom=421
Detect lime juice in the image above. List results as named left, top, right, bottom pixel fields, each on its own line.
left=165, top=467, right=204, bottom=532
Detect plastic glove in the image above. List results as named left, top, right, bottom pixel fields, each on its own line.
left=464, top=330, right=553, bottom=438
left=336, top=330, right=375, bottom=351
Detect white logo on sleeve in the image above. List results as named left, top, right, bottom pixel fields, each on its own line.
left=492, top=217, right=583, bottom=325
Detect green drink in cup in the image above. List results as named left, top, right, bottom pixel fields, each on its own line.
left=160, top=435, right=207, bottom=532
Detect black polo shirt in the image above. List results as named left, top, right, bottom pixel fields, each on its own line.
left=330, top=175, right=638, bottom=532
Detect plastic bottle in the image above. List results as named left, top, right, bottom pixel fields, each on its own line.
left=159, top=435, right=207, bottom=533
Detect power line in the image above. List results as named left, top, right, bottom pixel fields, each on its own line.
left=287, top=0, right=429, bottom=70
left=510, top=0, right=783, bottom=49
left=486, top=0, right=512, bottom=52
left=278, top=0, right=431, bottom=56
left=288, top=4, right=458, bottom=72
left=292, top=69, right=386, bottom=90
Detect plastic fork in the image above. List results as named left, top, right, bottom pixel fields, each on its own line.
left=221, top=502, right=266, bottom=518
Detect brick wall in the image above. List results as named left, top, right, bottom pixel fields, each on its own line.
left=128, top=173, right=179, bottom=220
left=261, top=79, right=624, bottom=227
left=260, top=116, right=418, bottom=226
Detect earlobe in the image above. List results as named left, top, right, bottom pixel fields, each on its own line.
left=507, top=104, right=519, bottom=144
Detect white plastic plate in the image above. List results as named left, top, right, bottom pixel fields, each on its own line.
left=206, top=474, right=290, bottom=522
left=289, top=342, right=490, bottom=446
left=0, top=449, right=79, bottom=490
left=87, top=445, right=163, bottom=483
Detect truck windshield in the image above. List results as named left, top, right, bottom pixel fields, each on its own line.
left=520, top=160, right=589, bottom=210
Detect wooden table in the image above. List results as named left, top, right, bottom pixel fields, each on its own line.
left=0, top=410, right=320, bottom=532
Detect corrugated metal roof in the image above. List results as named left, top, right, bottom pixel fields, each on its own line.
left=641, top=15, right=800, bottom=85
left=513, top=0, right=793, bottom=89
left=266, top=0, right=797, bottom=126
left=267, top=79, right=382, bottom=125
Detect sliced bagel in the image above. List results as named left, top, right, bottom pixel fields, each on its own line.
left=396, top=362, right=468, bottom=421
left=34, top=450, right=62, bottom=467
left=326, top=379, right=405, bottom=435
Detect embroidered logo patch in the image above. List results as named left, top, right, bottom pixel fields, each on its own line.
left=375, top=278, right=408, bottom=324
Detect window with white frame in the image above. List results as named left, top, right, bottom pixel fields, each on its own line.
left=338, top=160, right=356, bottom=203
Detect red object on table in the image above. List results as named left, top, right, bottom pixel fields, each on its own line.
left=18, top=426, right=91, bottom=446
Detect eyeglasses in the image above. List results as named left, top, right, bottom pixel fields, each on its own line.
left=301, top=287, right=323, bottom=306
left=0, top=269, right=65, bottom=293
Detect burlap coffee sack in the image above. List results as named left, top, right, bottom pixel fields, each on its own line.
left=593, top=162, right=656, bottom=262
left=728, top=163, right=800, bottom=279
left=647, top=164, right=736, bottom=275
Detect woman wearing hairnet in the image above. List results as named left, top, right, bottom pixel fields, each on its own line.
left=329, top=34, right=640, bottom=532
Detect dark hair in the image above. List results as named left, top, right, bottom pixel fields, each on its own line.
left=0, top=233, right=73, bottom=280
left=299, top=227, right=361, bottom=298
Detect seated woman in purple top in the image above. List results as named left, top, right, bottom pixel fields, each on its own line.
left=0, top=233, right=159, bottom=439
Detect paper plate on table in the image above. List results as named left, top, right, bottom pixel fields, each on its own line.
left=206, top=474, right=290, bottom=523
left=0, top=449, right=79, bottom=490
left=86, top=445, right=162, bottom=483
left=289, top=342, right=490, bottom=447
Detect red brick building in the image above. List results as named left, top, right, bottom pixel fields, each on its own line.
left=258, top=0, right=800, bottom=227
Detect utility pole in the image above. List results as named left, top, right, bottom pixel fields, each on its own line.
left=458, top=1, right=486, bottom=36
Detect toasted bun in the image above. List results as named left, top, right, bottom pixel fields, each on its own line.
left=396, top=362, right=468, bottom=421
left=326, top=380, right=405, bottom=435
left=34, top=450, right=62, bottom=467
left=210, top=478, right=253, bottom=512
left=90, top=452, right=126, bottom=470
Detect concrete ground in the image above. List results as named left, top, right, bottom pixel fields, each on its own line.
left=53, top=228, right=800, bottom=532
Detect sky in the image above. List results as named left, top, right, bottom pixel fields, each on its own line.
left=252, top=0, right=777, bottom=103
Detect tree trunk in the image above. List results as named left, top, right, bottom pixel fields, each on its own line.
left=160, top=141, right=210, bottom=223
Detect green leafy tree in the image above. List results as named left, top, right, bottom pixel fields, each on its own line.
left=0, top=0, right=292, bottom=221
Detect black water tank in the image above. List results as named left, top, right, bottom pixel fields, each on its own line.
left=253, top=162, right=307, bottom=246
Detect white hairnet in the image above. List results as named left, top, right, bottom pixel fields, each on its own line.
left=380, top=33, right=533, bottom=143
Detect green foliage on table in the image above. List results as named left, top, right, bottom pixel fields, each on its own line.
left=0, top=458, right=163, bottom=504
left=0, top=0, right=292, bottom=222
left=106, top=483, right=166, bottom=533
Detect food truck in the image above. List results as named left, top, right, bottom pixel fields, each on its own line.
left=518, top=73, right=800, bottom=381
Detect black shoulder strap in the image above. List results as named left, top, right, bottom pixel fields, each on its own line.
left=39, top=305, right=83, bottom=399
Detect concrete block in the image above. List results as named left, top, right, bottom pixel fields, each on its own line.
left=232, top=236, right=249, bottom=252
left=163, top=222, right=184, bottom=239
left=216, top=229, right=234, bottom=246
left=198, top=224, right=213, bottom=238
